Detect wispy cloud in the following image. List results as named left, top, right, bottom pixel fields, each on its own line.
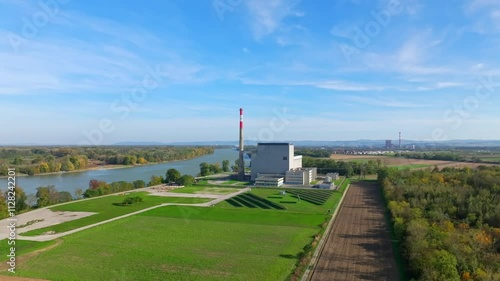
left=339, top=95, right=430, bottom=108
left=245, top=0, right=303, bottom=39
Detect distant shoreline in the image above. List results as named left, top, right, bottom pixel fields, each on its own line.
left=0, top=155, right=212, bottom=179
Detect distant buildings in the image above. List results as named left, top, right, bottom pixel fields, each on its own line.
left=385, top=140, right=392, bottom=149
left=251, top=143, right=318, bottom=187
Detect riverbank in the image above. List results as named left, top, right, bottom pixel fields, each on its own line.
left=0, top=149, right=239, bottom=195
left=0, top=156, right=213, bottom=179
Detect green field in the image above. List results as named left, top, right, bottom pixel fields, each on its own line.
left=481, top=157, right=500, bottom=162
left=5, top=187, right=347, bottom=281
left=9, top=212, right=318, bottom=281
left=392, top=164, right=431, bottom=170
left=0, top=240, right=56, bottom=262
left=22, top=192, right=211, bottom=236
left=171, top=185, right=240, bottom=195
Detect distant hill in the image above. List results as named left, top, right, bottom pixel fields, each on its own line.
left=139, top=139, right=500, bottom=148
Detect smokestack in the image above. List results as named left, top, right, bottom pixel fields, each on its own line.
left=238, top=108, right=245, bottom=181
left=399, top=132, right=402, bottom=149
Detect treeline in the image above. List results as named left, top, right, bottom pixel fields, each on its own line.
left=199, top=160, right=231, bottom=176
left=0, top=186, right=75, bottom=219
left=0, top=146, right=214, bottom=176
left=396, top=152, right=467, bottom=162
left=0, top=168, right=198, bottom=217
left=84, top=168, right=195, bottom=198
left=379, top=166, right=500, bottom=281
left=303, top=157, right=382, bottom=177
left=295, top=148, right=332, bottom=158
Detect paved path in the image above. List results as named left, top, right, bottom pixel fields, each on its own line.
left=310, top=182, right=399, bottom=281
left=11, top=188, right=249, bottom=242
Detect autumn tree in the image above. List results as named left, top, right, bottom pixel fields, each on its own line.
left=222, top=160, right=230, bottom=173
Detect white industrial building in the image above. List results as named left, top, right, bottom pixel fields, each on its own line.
left=251, top=143, right=317, bottom=187
left=255, top=174, right=285, bottom=187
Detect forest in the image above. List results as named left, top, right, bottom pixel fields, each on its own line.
left=379, top=166, right=500, bottom=281
left=0, top=146, right=214, bottom=176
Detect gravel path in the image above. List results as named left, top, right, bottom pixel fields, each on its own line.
left=310, top=182, right=400, bottom=281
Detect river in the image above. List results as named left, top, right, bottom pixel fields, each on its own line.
left=0, top=149, right=244, bottom=195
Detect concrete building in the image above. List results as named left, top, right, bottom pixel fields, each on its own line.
left=385, top=140, right=392, bottom=149
left=325, top=173, right=340, bottom=182
left=285, top=168, right=318, bottom=185
left=255, top=174, right=284, bottom=187
left=251, top=143, right=302, bottom=181
left=251, top=143, right=318, bottom=186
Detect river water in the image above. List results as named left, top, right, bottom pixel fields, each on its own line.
left=0, top=149, right=242, bottom=195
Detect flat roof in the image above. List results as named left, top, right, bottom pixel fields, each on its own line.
left=257, top=143, right=292, bottom=146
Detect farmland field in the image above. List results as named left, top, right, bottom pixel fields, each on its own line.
left=21, top=192, right=211, bottom=236
left=329, top=154, right=499, bottom=169
left=310, top=182, right=400, bottom=281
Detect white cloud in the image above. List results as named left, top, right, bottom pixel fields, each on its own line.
left=245, top=0, right=302, bottom=39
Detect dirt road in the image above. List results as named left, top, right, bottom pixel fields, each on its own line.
left=310, top=182, right=400, bottom=281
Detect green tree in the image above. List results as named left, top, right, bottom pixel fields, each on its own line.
left=58, top=191, right=73, bottom=203
left=210, top=163, right=222, bottom=174
left=199, top=162, right=211, bottom=177
left=36, top=185, right=59, bottom=207
left=12, top=186, right=28, bottom=212
left=133, top=180, right=146, bottom=189
left=222, top=160, right=230, bottom=173
left=178, top=175, right=195, bottom=186
left=0, top=191, right=8, bottom=219
left=165, top=169, right=182, bottom=183
left=149, top=175, right=164, bottom=186
left=422, top=250, right=460, bottom=281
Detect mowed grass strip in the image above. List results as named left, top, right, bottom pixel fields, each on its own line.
left=9, top=215, right=318, bottom=281
left=22, top=192, right=211, bottom=236
left=171, top=185, right=240, bottom=195
left=238, top=188, right=343, bottom=215
left=141, top=205, right=325, bottom=229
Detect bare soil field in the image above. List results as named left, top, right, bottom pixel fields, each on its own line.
left=310, top=182, right=400, bottom=281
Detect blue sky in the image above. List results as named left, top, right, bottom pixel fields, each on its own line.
left=1, top=0, right=499, bottom=145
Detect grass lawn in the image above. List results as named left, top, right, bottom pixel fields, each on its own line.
left=171, top=185, right=240, bottom=195
left=8, top=209, right=319, bottom=281
left=5, top=184, right=349, bottom=281
left=221, top=180, right=240, bottom=185
left=0, top=240, right=56, bottom=262
left=21, top=192, right=211, bottom=236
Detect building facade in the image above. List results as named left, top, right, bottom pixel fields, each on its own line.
left=251, top=143, right=300, bottom=181
left=251, top=143, right=317, bottom=186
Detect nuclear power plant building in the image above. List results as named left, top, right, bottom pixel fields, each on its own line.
left=251, top=143, right=317, bottom=187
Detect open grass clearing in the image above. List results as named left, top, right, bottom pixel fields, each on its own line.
left=7, top=210, right=319, bottom=281
left=21, top=192, right=211, bottom=236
